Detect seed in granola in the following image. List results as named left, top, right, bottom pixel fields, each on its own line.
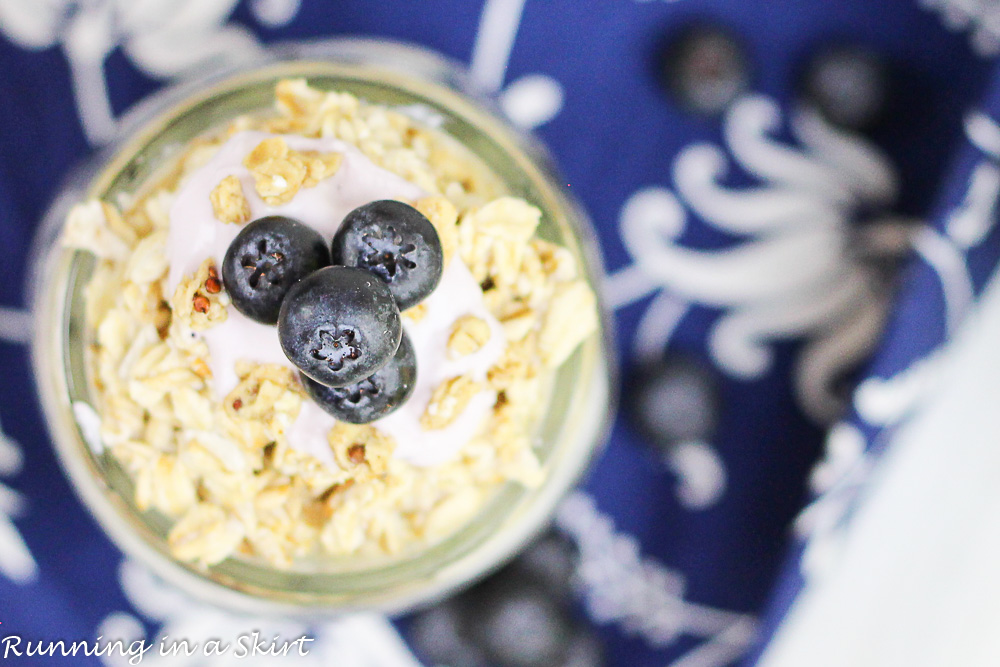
left=174, top=259, right=228, bottom=330
left=155, top=300, right=171, bottom=339
left=347, top=444, right=366, bottom=464
left=480, top=277, right=496, bottom=292
left=205, top=276, right=222, bottom=294
left=317, top=483, right=340, bottom=503
left=222, top=215, right=330, bottom=324
left=192, top=294, right=210, bottom=313
left=232, top=398, right=243, bottom=410
left=332, top=200, right=444, bottom=309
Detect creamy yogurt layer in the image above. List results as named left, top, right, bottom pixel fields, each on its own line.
left=166, top=130, right=505, bottom=467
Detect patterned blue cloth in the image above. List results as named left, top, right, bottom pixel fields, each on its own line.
left=0, top=1, right=998, bottom=666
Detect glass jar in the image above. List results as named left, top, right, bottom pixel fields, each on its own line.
left=29, top=39, right=613, bottom=615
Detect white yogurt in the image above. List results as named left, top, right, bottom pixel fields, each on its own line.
left=165, top=131, right=505, bottom=468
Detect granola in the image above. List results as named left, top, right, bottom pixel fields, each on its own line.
left=63, top=79, right=597, bottom=568
left=210, top=175, right=252, bottom=225
left=447, top=314, right=492, bottom=359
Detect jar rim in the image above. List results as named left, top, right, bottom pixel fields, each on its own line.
left=30, top=42, right=615, bottom=614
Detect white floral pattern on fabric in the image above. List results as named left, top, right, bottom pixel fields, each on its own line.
left=469, top=0, right=564, bottom=129
left=0, top=0, right=298, bottom=145
left=854, top=351, right=947, bottom=427
left=249, top=0, right=301, bottom=28
left=794, top=423, right=872, bottom=580
left=606, top=96, right=912, bottom=425
left=0, top=418, right=37, bottom=584
left=499, top=73, right=564, bottom=129
left=98, top=558, right=422, bottom=667
left=557, top=492, right=758, bottom=667
left=852, top=112, right=1000, bottom=428
left=919, top=0, right=1000, bottom=58
left=906, top=112, right=1000, bottom=336
left=795, top=109, right=1000, bottom=582
left=662, top=440, right=727, bottom=510
left=0, top=306, right=31, bottom=344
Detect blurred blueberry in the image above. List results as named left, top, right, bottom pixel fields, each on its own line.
left=626, top=353, right=721, bottom=450
left=658, top=24, right=750, bottom=116
left=562, top=630, right=605, bottom=667
left=409, top=603, right=489, bottom=667
left=459, top=575, right=580, bottom=667
left=409, top=532, right=601, bottom=667
left=512, top=531, right=580, bottom=600
left=799, top=44, right=890, bottom=131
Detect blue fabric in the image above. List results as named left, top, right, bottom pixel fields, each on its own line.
left=747, top=58, right=1000, bottom=665
left=0, top=1, right=998, bottom=666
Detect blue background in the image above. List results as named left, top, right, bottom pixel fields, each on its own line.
left=1, top=1, right=998, bottom=665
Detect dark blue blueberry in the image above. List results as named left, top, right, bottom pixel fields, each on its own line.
left=300, top=331, right=416, bottom=423
left=277, top=266, right=401, bottom=387
left=514, top=532, right=580, bottom=600
left=408, top=532, right=602, bottom=667
left=332, top=200, right=444, bottom=309
left=626, top=353, right=721, bottom=451
left=458, top=573, right=591, bottom=667
left=561, top=631, right=604, bottom=667
left=799, top=45, right=889, bottom=131
left=658, top=24, right=750, bottom=116
left=408, top=604, right=490, bottom=667
left=221, top=215, right=329, bottom=324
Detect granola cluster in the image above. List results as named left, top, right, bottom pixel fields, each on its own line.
left=63, top=80, right=596, bottom=568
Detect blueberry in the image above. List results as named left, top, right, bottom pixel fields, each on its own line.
left=221, top=215, right=329, bottom=324
left=277, top=266, right=402, bottom=387
left=459, top=574, right=579, bottom=667
left=300, top=331, right=416, bottom=423
left=658, top=24, right=750, bottom=117
left=626, top=353, right=721, bottom=450
left=561, top=630, right=605, bottom=667
left=514, top=532, right=580, bottom=601
left=409, top=543, right=603, bottom=667
left=799, top=45, right=889, bottom=131
left=408, top=603, right=489, bottom=667
left=332, top=200, right=444, bottom=309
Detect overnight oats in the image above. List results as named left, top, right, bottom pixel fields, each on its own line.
left=57, top=78, right=599, bottom=571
